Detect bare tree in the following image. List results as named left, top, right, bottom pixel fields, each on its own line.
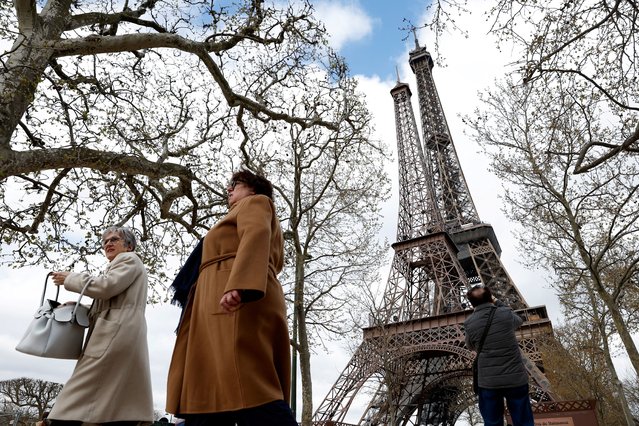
left=623, top=374, right=639, bottom=420
left=465, top=74, right=639, bottom=391
left=458, top=404, right=482, bottom=426
left=0, top=0, right=356, bottom=286
left=542, top=319, right=633, bottom=425
left=419, top=0, right=639, bottom=172
left=556, top=255, right=636, bottom=424
left=0, top=377, right=62, bottom=421
left=235, top=78, right=391, bottom=425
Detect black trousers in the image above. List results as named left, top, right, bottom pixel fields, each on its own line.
left=182, top=400, right=297, bottom=426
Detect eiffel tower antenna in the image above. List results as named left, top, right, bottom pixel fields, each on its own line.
left=412, top=26, right=420, bottom=49
left=313, top=40, right=556, bottom=425
left=395, top=66, right=400, bottom=83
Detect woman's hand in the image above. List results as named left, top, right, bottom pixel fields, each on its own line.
left=51, top=271, right=70, bottom=286
left=220, top=290, right=242, bottom=313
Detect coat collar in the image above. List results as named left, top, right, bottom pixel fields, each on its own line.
left=228, top=194, right=258, bottom=211
left=474, top=302, right=495, bottom=311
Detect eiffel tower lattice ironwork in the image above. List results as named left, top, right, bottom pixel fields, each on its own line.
left=312, top=40, right=555, bottom=426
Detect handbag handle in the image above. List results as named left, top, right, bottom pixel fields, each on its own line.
left=40, top=272, right=60, bottom=306
left=41, top=272, right=91, bottom=319
left=71, top=279, right=92, bottom=319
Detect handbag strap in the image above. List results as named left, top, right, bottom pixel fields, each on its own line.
left=71, top=279, right=92, bottom=318
left=476, top=306, right=497, bottom=356
left=40, top=272, right=91, bottom=318
left=40, top=272, right=60, bottom=306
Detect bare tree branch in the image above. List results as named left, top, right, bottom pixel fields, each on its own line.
left=14, top=0, right=37, bottom=36
left=0, top=146, right=193, bottom=180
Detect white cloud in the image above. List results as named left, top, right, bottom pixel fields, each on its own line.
left=313, top=1, right=375, bottom=50
left=353, top=73, right=398, bottom=234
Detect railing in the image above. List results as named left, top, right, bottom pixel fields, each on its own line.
left=532, top=399, right=597, bottom=413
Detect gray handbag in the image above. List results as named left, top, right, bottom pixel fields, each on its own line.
left=16, top=272, right=90, bottom=359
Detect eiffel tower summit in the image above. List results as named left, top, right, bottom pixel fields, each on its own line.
left=312, top=38, right=556, bottom=425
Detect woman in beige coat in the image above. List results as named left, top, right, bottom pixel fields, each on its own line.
left=166, top=170, right=296, bottom=426
left=48, top=226, right=153, bottom=425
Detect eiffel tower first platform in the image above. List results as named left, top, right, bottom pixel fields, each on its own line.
left=312, top=40, right=555, bottom=425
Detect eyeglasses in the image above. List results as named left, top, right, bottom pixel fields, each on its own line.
left=102, top=236, right=122, bottom=247
left=228, top=180, right=246, bottom=190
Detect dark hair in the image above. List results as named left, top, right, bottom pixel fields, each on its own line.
left=231, top=169, right=274, bottom=200
left=466, top=285, right=492, bottom=308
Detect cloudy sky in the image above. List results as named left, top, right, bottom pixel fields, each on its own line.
left=0, top=0, right=567, bottom=423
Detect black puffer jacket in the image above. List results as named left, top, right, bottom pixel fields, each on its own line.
left=464, top=300, right=529, bottom=389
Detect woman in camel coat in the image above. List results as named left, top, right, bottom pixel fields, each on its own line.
left=166, top=170, right=296, bottom=426
left=48, top=226, right=153, bottom=425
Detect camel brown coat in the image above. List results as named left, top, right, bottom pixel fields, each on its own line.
left=166, top=194, right=290, bottom=415
left=49, top=252, right=153, bottom=423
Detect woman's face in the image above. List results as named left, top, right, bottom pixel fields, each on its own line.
left=227, top=180, right=255, bottom=207
left=102, top=231, right=131, bottom=262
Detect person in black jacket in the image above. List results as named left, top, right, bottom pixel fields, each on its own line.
left=464, top=285, right=534, bottom=426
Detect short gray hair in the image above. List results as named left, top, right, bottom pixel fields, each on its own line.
left=102, top=226, right=137, bottom=251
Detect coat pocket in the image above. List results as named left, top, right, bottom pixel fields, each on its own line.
left=83, top=317, right=120, bottom=358
left=209, top=269, right=232, bottom=315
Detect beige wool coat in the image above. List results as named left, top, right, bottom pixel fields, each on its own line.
left=49, top=252, right=153, bottom=423
left=166, top=194, right=291, bottom=415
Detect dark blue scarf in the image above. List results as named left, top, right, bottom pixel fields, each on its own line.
left=169, top=238, right=203, bottom=309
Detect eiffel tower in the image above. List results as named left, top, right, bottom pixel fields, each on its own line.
left=312, top=40, right=555, bottom=425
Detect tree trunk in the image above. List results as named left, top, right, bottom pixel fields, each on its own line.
left=291, top=306, right=298, bottom=417
left=295, top=256, right=313, bottom=426
left=0, top=0, right=72, bottom=149
left=602, top=290, right=639, bottom=384
left=588, top=290, right=635, bottom=425
left=568, top=204, right=639, bottom=379
left=582, top=247, right=639, bottom=378
left=298, top=303, right=313, bottom=426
